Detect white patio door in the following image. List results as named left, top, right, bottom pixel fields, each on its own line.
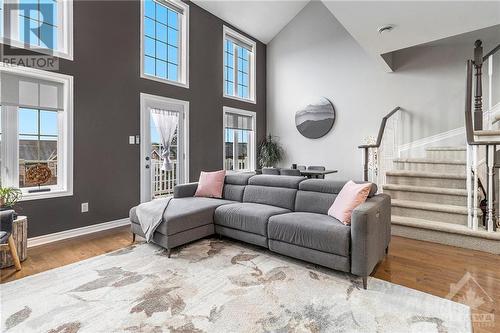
left=140, top=93, right=189, bottom=202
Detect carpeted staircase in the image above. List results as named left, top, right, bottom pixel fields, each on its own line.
left=384, top=146, right=500, bottom=254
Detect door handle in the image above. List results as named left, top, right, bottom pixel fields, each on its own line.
left=145, top=165, right=150, bottom=169
left=145, top=157, right=150, bottom=161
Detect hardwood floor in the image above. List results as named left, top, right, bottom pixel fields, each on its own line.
left=1, top=227, right=499, bottom=332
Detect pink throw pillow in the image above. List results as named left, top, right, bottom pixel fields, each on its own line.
left=194, top=170, right=226, bottom=198
left=328, top=181, right=372, bottom=225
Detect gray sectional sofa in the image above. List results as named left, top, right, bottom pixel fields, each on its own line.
left=130, top=174, right=391, bottom=289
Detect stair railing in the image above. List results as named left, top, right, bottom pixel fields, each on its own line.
left=358, top=106, right=401, bottom=182
left=465, top=40, right=500, bottom=232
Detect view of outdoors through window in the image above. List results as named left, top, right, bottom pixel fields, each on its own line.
left=18, top=0, right=58, bottom=50
left=224, top=39, right=251, bottom=99
left=18, top=108, right=58, bottom=188
left=224, top=128, right=249, bottom=171
left=144, top=0, right=180, bottom=82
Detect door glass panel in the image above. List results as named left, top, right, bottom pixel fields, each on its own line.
left=224, top=128, right=234, bottom=171
left=150, top=111, right=178, bottom=199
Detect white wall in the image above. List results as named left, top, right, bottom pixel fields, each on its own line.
left=267, top=1, right=499, bottom=180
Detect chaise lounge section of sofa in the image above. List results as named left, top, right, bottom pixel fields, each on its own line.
left=129, top=174, right=391, bottom=289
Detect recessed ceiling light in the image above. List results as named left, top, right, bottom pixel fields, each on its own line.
left=378, top=25, right=394, bottom=34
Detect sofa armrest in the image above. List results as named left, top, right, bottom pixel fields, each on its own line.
left=0, top=210, right=14, bottom=234
left=350, top=194, right=391, bottom=277
left=174, top=182, right=199, bottom=198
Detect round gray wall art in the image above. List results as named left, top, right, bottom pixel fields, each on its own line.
left=295, top=97, right=336, bottom=139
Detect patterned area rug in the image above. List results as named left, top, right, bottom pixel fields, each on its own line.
left=1, top=239, right=471, bottom=333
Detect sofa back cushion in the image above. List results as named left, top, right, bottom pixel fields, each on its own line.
left=243, top=186, right=297, bottom=210
left=222, top=173, right=254, bottom=202
left=295, top=191, right=337, bottom=215
left=243, top=175, right=305, bottom=210
left=248, top=175, right=306, bottom=188
left=295, top=179, right=377, bottom=214
left=223, top=185, right=246, bottom=202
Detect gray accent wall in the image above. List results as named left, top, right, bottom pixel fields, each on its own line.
left=7, top=1, right=266, bottom=237
left=267, top=1, right=499, bottom=180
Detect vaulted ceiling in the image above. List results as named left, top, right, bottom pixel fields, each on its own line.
left=193, top=1, right=500, bottom=71
left=192, top=0, right=309, bottom=44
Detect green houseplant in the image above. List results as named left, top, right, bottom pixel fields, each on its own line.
left=0, top=187, right=22, bottom=212
left=258, top=134, right=284, bottom=168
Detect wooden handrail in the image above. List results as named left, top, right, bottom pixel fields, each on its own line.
left=357, top=107, right=401, bottom=149
left=483, top=43, right=500, bottom=61
left=358, top=106, right=401, bottom=181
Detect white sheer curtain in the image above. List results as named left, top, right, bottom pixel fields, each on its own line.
left=151, top=109, right=179, bottom=171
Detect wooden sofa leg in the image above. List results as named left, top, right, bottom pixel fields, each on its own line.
left=8, top=235, right=21, bottom=271
left=132, top=233, right=136, bottom=243
left=167, top=248, right=171, bottom=258
left=385, top=246, right=389, bottom=255
left=362, top=276, right=368, bottom=290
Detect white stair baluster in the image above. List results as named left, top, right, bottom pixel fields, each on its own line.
left=472, top=145, right=479, bottom=230
left=466, top=144, right=473, bottom=229
left=487, top=145, right=495, bottom=232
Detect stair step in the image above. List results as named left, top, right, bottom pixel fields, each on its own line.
left=393, top=158, right=465, bottom=173
left=383, top=184, right=467, bottom=206
left=425, top=147, right=466, bottom=151
left=391, top=215, right=497, bottom=238
left=425, top=146, right=466, bottom=161
left=474, top=130, right=500, bottom=142
left=391, top=199, right=481, bottom=226
left=386, top=170, right=466, bottom=189
left=392, top=215, right=500, bottom=254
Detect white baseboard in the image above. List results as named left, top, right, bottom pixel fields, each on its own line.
left=27, top=218, right=130, bottom=248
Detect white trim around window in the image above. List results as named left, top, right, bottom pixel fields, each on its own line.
left=222, top=26, right=256, bottom=104
left=140, top=0, right=189, bottom=88
left=1, top=0, right=74, bottom=60
left=0, top=64, right=73, bottom=201
left=222, top=106, right=256, bottom=172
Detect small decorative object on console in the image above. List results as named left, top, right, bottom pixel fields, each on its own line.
left=25, top=164, right=52, bottom=193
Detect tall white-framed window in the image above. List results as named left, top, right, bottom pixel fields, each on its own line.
left=1, top=0, right=74, bottom=60
left=0, top=64, right=73, bottom=200
left=223, top=26, right=256, bottom=103
left=223, top=107, right=256, bottom=172
left=141, top=0, right=189, bottom=88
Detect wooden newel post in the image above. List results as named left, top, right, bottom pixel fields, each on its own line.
left=473, top=39, right=483, bottom=130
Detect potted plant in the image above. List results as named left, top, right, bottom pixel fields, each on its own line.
left=258, top=134, right=284, bottom=168
left=0, top=187, right=22, bottom=218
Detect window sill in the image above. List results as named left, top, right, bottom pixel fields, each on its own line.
left=20, top=189, right=73, bottom=202
left=141, top=73, right=189, bottom=89
left=223, top=94, right=256, bottom=105
left=1, top=38, right=74, bottom=61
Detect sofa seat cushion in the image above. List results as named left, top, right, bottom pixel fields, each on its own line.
left=130, top=197, right=234, bottom=236
left=268, top=212, right=350, bottom=257
left=214, top=203, right=290, bottom=236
